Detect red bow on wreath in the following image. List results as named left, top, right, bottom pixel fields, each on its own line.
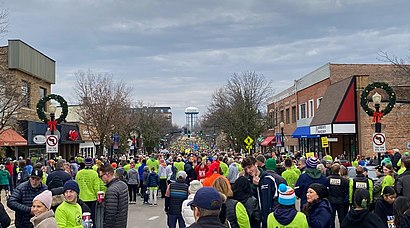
left=372, top=111, right=383, bottom=123
left=47, top=120, right=57, bottom=131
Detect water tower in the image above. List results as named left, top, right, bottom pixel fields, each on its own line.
left=185, top=107, right=199, bottom=133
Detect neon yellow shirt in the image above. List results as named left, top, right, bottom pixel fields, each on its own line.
left=76, top=168, right=100, bottom=201
left=55, top=201, right=83, bottom=228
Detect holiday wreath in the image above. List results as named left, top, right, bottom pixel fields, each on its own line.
left=36, top=94, right=68, bottom=130
left=360, top=82, right=396, bottom=119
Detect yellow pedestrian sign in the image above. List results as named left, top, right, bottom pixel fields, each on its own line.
left=321, top=137, right=329, bottom=148
left=244, top=136, right=254, bottom=145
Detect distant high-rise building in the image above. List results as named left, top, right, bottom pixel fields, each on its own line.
left=185, top=107, right=199, bottom=132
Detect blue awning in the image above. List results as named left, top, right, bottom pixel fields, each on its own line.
left=292, top=126, right=320, bottom=138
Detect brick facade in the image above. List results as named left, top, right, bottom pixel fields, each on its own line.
left=267, top=63, right=410, bottom=159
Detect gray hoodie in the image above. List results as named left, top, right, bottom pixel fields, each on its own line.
left=227, top=163, right=239, bottom=184
left=127, top=168, right=139, bottom=185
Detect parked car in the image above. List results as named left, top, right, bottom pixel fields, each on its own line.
left=347, top=166, right=378, bottom=182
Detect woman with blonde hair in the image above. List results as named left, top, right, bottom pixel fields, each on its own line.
left=213, top=176, right=250, bottom=228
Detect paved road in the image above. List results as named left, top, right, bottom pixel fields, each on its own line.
left=127, top=197, right=167, bottom=228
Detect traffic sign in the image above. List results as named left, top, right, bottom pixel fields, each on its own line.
left=244, top=136, right=254, bottom=145
left=245, top=145, right=252, bottom=149
left=373, top=133, right=386, bottom=153
left=321, top=137, right=329, bottom=148
left=46, top=135, right=59, bottom=153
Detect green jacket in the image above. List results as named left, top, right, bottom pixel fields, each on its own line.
left=0, top=170, right=10, bottom=185
left=220, top=162, right=229, bottom=177
left=267, top=211, right=308, bottom=228
left=174, top=161, right=185, bottom=172
left=235, top=201, right=251, bottom=228
left=147, top=158, right=159, bottom=172
left=76, top=168, right=100, bottom=201
left=381, top=174, right=395, bottom=193
left=281, top=169, right=298, bottom=189
left=55, top=201, right=83, bottom=228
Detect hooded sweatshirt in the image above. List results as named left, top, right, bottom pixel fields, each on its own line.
left=294, top=168, right=327, bottom=208
left=268, top=206, right=308, bottom=228
left=341, top=209, right=387, bottom=228
left=374, top=198, right=394, bottom=227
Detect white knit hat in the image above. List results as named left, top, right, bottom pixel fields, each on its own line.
left=189, top=180, right=203, bottom=194
left=33, top=190, right=52, bottom=210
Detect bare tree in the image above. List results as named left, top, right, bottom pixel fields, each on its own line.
left=0, top=70, right=25, bottom=132
left=0, top=8, right=9, bottom=38
left=75, top=70, right=132, bottom=157
left=129, top=104, right=172, bottom=153
left=203, top=71, right=272, bottom=151
left=377, top=50, right=410, bottom=76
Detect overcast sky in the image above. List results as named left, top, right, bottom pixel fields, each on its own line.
left=3, top=0, right=410, bottom=126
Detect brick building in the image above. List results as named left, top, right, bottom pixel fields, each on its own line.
left=0, top=40, right=82, bottom=159
left=266, top=63, right=410, bottom=161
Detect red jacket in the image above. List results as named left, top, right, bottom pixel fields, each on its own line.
left=195, top=164, right=208, bottom=180
left=5, top=164, right=13, bottom=177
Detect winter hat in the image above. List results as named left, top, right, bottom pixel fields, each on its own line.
left=207, top=157, right=213, bottom=163
left=84, top=157, right=93, bottom=167
left=189, top=180, right=203, bottom=194
left=404, top=152, right=409, bottom=157
left=0, top=165, right=4, bottom=170
left=306, top=157, right=319, bottom=169
left=33, top=190, right=52, bottom=210
left=63, top=180, right=80, bottom=195
left=177, top=171, right=187, bottom=180
left=256, top=155, right=266, bottom=164
left=278, top=184, right=296, bottom=206
left=265, top=158, right=277, bottom=171
left=309, top=183, right=328, bottom=199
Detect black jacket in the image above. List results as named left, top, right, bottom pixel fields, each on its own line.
left=327, top=174, right=349, bottom=205
left=104, top=178, right=129, bottom=228
left=341, top=209, right=387, bottom=228
left=188, top=215, right=227, bottom=228
left=395, top=169, right=410, bottom=199
left=7, top=180, right=47, bottom=228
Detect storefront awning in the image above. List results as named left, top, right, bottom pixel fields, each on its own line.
left=0, top=128, right=28, bottom=146
left=292, top=126, right=320, bottom=138
left=260, top=136, right=275, bottom=146
left=310, top=76, right=357, bottom=134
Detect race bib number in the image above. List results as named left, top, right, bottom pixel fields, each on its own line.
left=387, top=215, right=395, bottom=228
left=330, top=178, right=341, bottom=186
left=355, top=182, right=367, bottom=189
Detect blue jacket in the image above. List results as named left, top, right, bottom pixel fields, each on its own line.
left=7, top=181, right=47, bottom=228
left=138, top=163, right=146, bottom=181
left=147, top=172, right=160, bottom=187
left=306, top=199, right=333, bottom=228
left=295, top=168, right=328, bottom=209
left=250, top=169, right=278, bottom=228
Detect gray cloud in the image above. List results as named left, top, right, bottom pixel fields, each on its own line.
left=4, top=0, right=410, bottom=125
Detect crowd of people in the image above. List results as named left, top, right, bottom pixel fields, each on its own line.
left=0, top=148, right=408, bottom=228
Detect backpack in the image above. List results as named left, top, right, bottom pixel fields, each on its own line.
left=16, top=168, right=30, bottom=186
left=48, top=176, right=64, bottom=190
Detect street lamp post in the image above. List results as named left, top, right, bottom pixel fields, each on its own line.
left=48, top=104, right=57, bottom=135
left=280, top=121, right=285, bottom=153
left=48, top=104, right=57, bottom=159
left=130, top=130, right=138, bottom=157
left=372, top=92, right=382, bottom=161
